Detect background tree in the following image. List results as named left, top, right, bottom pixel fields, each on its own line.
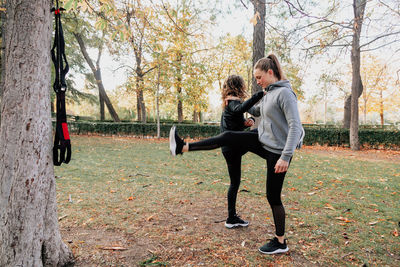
left=317, top=73, right=339, bottom=124
left=70, top=17, right=121, bottom=122
left=0, top=0, right=74, bottom=265
left=280, top=0, right=400, bottom=150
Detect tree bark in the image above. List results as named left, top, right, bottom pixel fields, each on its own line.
left=343, top=95, right=351, bottom=128
left=156, top=65, right=161, bottom=138
left=349, top=0, right=367, bottom=150
left=135, top=74, right=146, bottom=123
left=133, top=48, right=146, bottom=123
left=99, top=91, right=105, bottom=121
left=0, top=1, right=6, bottom=123
left=251, top=0, right=265, bottom=94
left=379, top=89, right=384, bottom=126
left=73, top=33, right=120, bottom=122
left=176, top=53, right=183, bottom=123
left=0, top=0, right=74, bottom=265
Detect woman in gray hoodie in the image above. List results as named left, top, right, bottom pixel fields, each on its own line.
left=169, top=54, right=304, bottom=255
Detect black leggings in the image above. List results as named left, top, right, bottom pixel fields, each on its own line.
left=189, top=130, right=289, bottom=236
left=222, top=149, right=245, bottom=218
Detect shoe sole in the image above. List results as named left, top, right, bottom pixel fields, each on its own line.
left=225, top=222, right=249, bottom=228
left=258, top=247, right=289, bottom=255
left=169, top=126, right=176, bottom=156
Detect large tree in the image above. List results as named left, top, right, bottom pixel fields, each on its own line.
left=0, top=0, right=74, bottom=265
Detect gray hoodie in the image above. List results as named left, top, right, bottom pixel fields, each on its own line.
left=252, top=80, right=304, bottom=162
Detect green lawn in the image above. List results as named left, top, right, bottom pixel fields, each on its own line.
left=55, top=135, right=400, bottom=266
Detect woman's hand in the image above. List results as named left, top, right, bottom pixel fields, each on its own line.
left=274, top=158, right=289, bottom=173
left=244, top=118, right=254, bottom=127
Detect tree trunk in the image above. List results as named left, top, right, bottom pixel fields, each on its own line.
left=99, top=88, right=105, bottom=121
left=0, top=1, right=74, bottom=265
left=177, top=97, right=183, bottom=123
left=349, top=0, right=367, bottom=150
left=156, top=65, right=161, bottom=138
left=73, top=33, right=120, bottom=122
left=193, top=110, right=199, bottom=123
left=379, top=90, right=384, bottom=126
left=139, top=88, right=146, bottom=123
left=343, top=95, right=351, bottom=128
left=95, top=69, right=120, bottom=122
left=251, top=0, right=265, bottom=94
left=136, top=78, right=142, bottom=122
left=176, top=53, right=183, bottom=123
left=0, top=0, right=6, bottom=124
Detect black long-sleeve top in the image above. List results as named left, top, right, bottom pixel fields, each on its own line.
left=220, top=91, right=264, bottom=132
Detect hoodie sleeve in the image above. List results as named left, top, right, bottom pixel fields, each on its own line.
left=278, top=89, right=303, bottom=162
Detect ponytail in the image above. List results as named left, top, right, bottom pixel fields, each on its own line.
left=254, top=54, right=286, bottom=80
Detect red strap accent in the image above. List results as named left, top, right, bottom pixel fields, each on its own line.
left=55, top=9, right=60, bottom=15
left=62, top=123, right=70, bottom=140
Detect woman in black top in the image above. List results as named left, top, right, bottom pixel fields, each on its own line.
left=171, top=75, right=264, bottom=228
left=219, top=75, right=264, bottom=228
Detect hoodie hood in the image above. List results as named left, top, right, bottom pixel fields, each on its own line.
left=266, top=80, right=292, bottom=92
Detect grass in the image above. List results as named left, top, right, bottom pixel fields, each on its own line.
left=55, top=135, right=400, bottom=266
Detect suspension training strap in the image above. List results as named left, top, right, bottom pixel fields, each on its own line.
left=51, top=1, right=71, bottom=166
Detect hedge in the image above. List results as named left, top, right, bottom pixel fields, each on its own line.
left=57, top=121, right=400, bottom=149
left=64, top=121, right=221, bottom=139
left=303, top=127, right=400, bottom=148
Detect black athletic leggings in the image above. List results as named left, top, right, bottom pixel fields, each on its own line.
left=189, top=130, right=289, bottom=236
left=222, top=149, right=245, bottom=218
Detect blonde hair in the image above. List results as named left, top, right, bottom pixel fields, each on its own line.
left=254, top=54, right=286, bottom=80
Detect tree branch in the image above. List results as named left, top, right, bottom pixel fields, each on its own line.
left=282, top=0, right=353, bottom=29
left=160, top=0, right=193, bottom=36
left=360, top=39, right=400, bottom=52
left=359, top=31, right=400, bottom=49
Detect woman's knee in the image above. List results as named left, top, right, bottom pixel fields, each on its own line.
left=266, top=193, right=282, bottom=206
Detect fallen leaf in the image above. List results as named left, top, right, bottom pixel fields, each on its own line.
left=100, top=246, right=128, bottom=251
left=369, top=221, right=378, bottom=225
left=308, top=192, right=316, bottom=195
left=147, top=215, right=156, bottom=222
left=324, top=203, right=336, bottom=210
left=127, top=196, right=134, bottom=201
left=335, top=217, right=354, bottom=223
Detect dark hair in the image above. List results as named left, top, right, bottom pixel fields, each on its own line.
left=221, top=75, right=247, bottom=107
left=254, top=54, right=286, bottom=80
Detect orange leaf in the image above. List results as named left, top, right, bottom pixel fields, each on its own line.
left=127, top=196, right=134, bottom=201
left=335, top=217, right=354, bottom=223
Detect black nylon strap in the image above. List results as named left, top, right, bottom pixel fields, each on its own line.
left=51, top=2, right=71, bottom=166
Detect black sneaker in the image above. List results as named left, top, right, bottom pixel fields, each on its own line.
left=224, top=215, right=249, bottom=228
left=258, top=237, right=289, bottom=254
left=169, top=125, right=185, bottom=156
